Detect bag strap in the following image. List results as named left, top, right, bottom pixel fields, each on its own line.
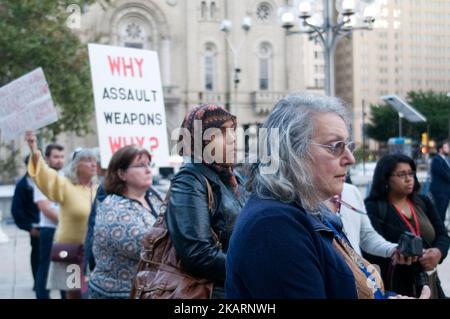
left=377, top=200, right=388, bottom=222
left=413, top=195, right=426, bottom=212
left=161, top=175, right=214, bottom=215
left=204, top=177, right=214, bottom=213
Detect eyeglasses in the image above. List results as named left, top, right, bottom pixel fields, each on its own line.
left=309, top=140, right=356, bottom=157
left=128, top=162, right=153, bottom=170
left=390, top=171, right=416, bottom=179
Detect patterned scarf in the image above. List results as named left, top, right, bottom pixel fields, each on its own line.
left=178, top=104, right=239, bottom=195
left=332, top=238, right=385, bottom=299
left=320, top=206, right=385, bottom=299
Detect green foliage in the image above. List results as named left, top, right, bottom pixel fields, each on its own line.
left=353, top=146, right=377, bottom=164
left=0, top=142, right=20, bottom=184
left=406, top=91, right=450, bottom=141
left=0, top=0, right=96, bottom=139
left=366, top=90, right=450, bottom=144
left=366, top=104, right=399, bottom=142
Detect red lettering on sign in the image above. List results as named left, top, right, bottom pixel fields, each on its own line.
left=107, top=56, right=121, bottom=76
left=135, top=58, right=144, bottom=78
left=107, top=56, right=144, bottom=78
left=108, top=136, right=123, bottom=153
left=149, top=137, right=159, bottom=152
left=121, top=57, right=134, bottom=77
left=108, top=136, right=159, bottom=154
left=135, top=136, right=145, bottom=146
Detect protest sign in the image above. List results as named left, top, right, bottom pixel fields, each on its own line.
left=0, top=68, right=58, bottom=140
left=88, top=44, right=170, bottom=168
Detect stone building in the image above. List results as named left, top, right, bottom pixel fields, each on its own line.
left=73, top=0, right=324, bottom=151
left=4, top=0, right=327, bottom=183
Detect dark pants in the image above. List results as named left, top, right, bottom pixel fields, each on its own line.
left=30, top=233, right=40, bottom=292
left=431, top=193, right=450, bottom=222
left=36, top=227, right=55, bottom=299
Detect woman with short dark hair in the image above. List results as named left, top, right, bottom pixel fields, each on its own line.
left=364, top=153, right=450, bottom=298
left=88, top=145, right=163, bottom=299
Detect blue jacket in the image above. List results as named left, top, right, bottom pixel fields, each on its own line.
left=225, top=194, right=358, bottom=299
left=11, top=174, right=39, bottom=232
left=429, top=155, right=450, bottom=196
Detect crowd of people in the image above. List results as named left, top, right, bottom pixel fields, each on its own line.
left=10, top=93, right=450, bottom=299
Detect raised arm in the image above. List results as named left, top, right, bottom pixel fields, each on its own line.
left=25, top=131, right=40, bottom=167
left=25, top=131, right=67, bottom=203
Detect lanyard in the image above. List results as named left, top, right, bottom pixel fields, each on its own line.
left=331, top=195, right=367, bottom=215
left=393, top=200, right=420, bottom=236
left=323, top=219, right=385, bottom=299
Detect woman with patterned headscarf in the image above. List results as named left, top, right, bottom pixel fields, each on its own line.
left=166, top=104, right=248, bottom=299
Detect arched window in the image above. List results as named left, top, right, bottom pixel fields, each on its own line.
left=201, top=1, right=207, bottom=19
left=210, top=1, right=216, bottom=19
left=204, top=43, right=217, bottom=91
left=259, top=42, right=272, bottom=90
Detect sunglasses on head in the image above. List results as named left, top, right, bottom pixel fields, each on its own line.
left=72, top=147, right=83, bottom=161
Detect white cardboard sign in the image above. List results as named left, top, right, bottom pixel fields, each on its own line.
left=0, top=68, right=58, bottom=141
left=88, top=44, right=170, bottom=168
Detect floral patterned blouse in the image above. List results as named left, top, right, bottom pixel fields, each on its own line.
left=88, top=188, right=163, bottom=298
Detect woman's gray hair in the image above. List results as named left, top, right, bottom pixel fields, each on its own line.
left=248, top=92, right=352, bottom=210
left=63, top=148, right=98, bottom=184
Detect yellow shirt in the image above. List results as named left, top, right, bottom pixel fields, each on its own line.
left=28, top=154, right=97, bottom=244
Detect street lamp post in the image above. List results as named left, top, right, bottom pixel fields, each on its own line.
left=362, top=98, right=366, bottom=175
left=220, top=16, right=252, bottom=157
left=220, top=16, right=252, bottom=90
left=278, top=0, right=381, bottom=96
left=447, top=92, right=450, bottom=141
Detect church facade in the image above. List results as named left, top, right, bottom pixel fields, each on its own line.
left=77, top=0, right=323, bottom=140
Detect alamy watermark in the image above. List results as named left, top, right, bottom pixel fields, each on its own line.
left=66, top=4, right=81, bottom=30
left=170, top=120, right=280, bottom=174
left=66, top=264, right=81, bottom=289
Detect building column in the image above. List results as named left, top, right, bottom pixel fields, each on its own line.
left=160, top=38, right=171, bottom=87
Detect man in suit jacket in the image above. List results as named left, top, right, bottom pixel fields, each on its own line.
left=430, top=141, right=450, bottom=222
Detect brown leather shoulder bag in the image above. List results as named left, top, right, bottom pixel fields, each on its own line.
left=130, top=177, right=218, bottom=299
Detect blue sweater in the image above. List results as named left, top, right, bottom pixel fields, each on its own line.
left=225, top=194, right=358, bottom=299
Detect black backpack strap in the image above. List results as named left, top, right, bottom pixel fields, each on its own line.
left=413, top=195, right=427, bottom=212
left=377, top=200, right=388, bottom=222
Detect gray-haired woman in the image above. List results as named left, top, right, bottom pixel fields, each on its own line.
left=26, top=131, right=97, bottom=299
left=225, top=93, right=430, bottom=299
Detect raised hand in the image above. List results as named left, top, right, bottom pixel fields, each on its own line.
left=25, top=130, right=38, bottom=154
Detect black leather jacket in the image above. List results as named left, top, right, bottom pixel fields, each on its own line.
left=166, top=163, right=247, bottom=286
